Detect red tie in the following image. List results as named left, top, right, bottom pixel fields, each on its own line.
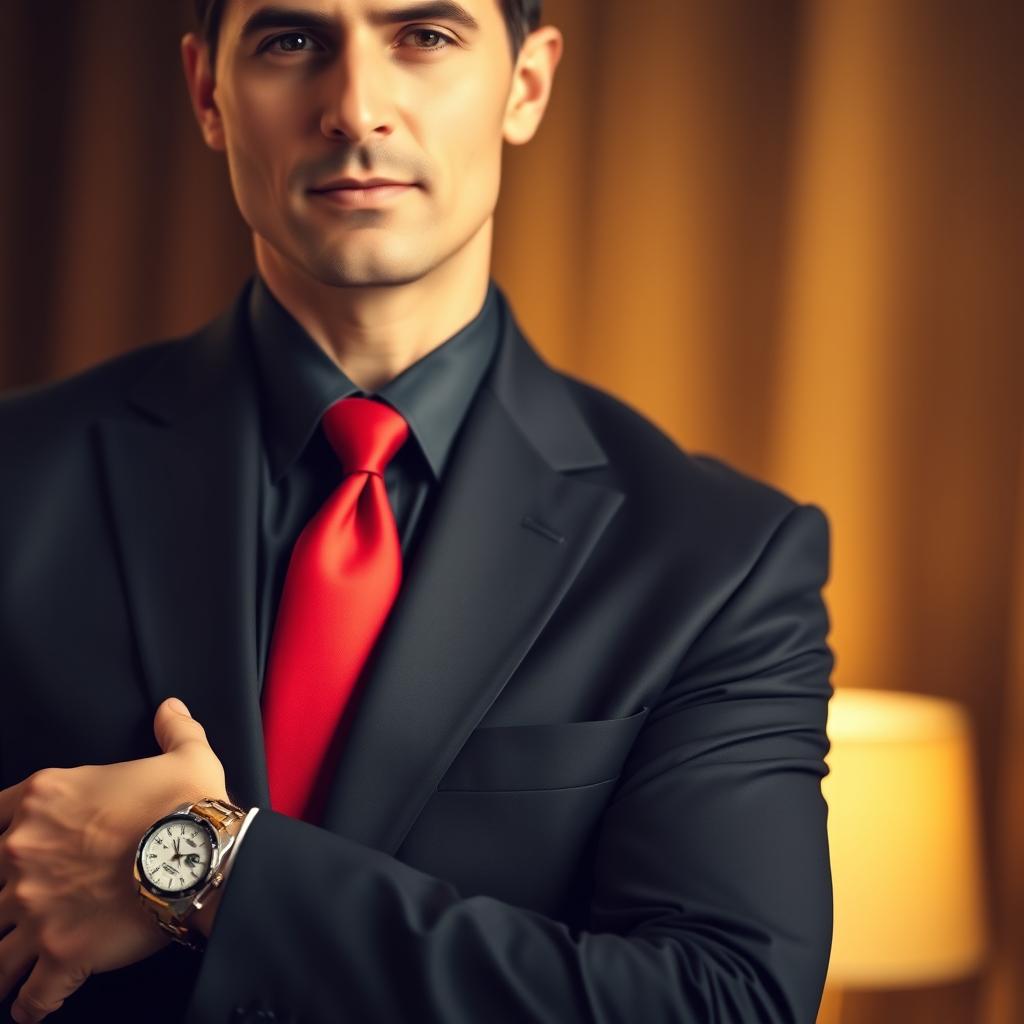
left=261, top=396, right=409, bottom=824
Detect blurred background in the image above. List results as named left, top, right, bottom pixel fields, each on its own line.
left=0, top=1, right=1020, bottom=1021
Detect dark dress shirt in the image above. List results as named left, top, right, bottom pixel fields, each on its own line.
left=246, top=273, right=502, bottom=694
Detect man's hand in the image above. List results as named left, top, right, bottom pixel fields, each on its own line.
left=0, top=698, right=229, bottom=1023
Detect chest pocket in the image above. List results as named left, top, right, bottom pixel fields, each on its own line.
left=437, top=705, right=651, bottom=792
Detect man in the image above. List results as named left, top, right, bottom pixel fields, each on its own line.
left=0, top=0, right=835, bottom=1021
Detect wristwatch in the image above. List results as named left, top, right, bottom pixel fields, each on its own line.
left=133, top=796, right=252, bottom=952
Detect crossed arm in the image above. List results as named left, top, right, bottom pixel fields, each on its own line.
left=187, top=503, right=836, bottom=1023
left=0, top=503, right=834, bottom=1024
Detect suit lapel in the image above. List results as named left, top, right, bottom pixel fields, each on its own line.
left=94, top=282, right=270, bottom=811
left=93, top=279, right=625, bottom=857
left=321, top=298, right=625, bottom=855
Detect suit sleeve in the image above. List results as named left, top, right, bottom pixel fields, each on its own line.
left=184, top=503, right=835, bottom=1024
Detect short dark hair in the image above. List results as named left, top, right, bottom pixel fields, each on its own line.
left=192, top=1, right=542, bottom=73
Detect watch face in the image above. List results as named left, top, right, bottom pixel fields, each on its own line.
left=138, top=814, right=217, bottom=897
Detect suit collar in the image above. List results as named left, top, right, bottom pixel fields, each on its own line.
left=247, top=274, right=505, bottom=484
left=123, top=276, right=608, bottom=475
left=98, top=277, right=623, bottom=854
left=123, top=284, right=244, bottom=426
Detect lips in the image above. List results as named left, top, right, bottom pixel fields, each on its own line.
left=309, top=182, right=416, bottom=209
left=311, top=177, right=414, bottom=192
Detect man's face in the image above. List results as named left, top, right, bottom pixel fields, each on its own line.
left=196, top=0, right=522, bottom=288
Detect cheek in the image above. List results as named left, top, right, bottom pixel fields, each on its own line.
left=221, top=88, right=298, bottom=215
left=426, top=82, right=507, bottom=215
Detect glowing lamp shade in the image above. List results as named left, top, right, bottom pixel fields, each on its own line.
left=821, top=688, right=989, bottom=988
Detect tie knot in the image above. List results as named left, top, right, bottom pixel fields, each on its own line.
left=321, top=396, right=409, bottom=476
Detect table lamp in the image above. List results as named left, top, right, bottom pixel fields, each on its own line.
left=816, top=687, right=989, bottom=1024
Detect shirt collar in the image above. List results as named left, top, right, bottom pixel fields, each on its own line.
left=247, top=273, right=502, bottom=484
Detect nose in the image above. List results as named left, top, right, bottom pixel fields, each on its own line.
left=319, top=32, right=395, bottom=145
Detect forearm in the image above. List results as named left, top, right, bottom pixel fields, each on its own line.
left=184, top=808, right=830, bottom=1023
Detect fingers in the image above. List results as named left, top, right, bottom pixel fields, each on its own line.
left=0, top=926, right=37, bottom=1007
left=10, top=953, right=89, bottom=1024
left=0, top=884, right=16, bottom=934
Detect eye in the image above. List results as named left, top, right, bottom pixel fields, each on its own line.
left=258, top=27, right=456, bottom=57
left=259, top=32, right=325, bottom=55
left=398, top=27, right=456, bottom=52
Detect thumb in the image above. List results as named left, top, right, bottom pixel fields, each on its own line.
left=154, top=696, right=206, bottom=753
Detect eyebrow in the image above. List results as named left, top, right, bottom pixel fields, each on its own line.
left=238, top=2, right=482, bottom=41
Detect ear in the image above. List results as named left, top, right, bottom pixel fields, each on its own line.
left=181, top=31, right=227, bottom=152
left=502, top=25, right=564, bottom=147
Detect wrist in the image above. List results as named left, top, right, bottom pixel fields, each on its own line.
left=188, top=803, right=258, bottom=936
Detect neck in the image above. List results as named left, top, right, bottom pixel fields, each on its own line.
left=253, top=221, right=493, bottom=392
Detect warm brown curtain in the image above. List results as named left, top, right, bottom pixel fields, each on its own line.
left=1, top=2, right=1020, bottom=1022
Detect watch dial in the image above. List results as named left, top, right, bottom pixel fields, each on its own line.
left=141, top=818, right=214, bottom=894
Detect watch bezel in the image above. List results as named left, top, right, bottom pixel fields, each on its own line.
left=135, top=811, right=222, bottom=902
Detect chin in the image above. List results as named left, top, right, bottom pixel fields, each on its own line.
left=306, top=246, right=440, bottom=289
